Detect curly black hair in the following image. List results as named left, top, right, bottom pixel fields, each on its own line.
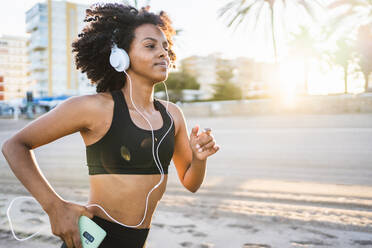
left=72, top=3, right=177, bottom=93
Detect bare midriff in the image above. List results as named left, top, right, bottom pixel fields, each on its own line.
left=87, top=173, right=168, bottom=229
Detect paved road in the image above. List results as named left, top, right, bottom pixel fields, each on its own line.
left=0, top=114, right=371, bottom=247
left=1, top=113, right=371, bottom=185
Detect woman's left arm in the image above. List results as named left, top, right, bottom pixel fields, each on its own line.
left=170, top=103, right=220, bottom=193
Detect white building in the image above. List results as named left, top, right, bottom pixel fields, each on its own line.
left=181, top=54, right=220, bottom=100
left=181, top=53, right=281, bottom=100
left=26, top=0, right=95, bottom=97
left=231, top=57, right=279, bottom=98
left=0, top=35, right=30, bottom=101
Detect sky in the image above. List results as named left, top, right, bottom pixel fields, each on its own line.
left=0, top=0, right=271, bottom=61
left=0, top=0, right=368, bottom=95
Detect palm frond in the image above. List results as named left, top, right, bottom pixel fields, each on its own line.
left=217, top=0, right=324, bottom=61
left=282, top=0, right=287, bottom=8
left=328, top=0, right=369, bottom=9
left=228, top=3, right=256, bottom=27
left=325, top=7, right=359, bottom=38
left=297, top=0, right=317, bottom=21
left=328, top=0, right=353, bottom=9
left=218, top=1, right=238, bottom=18
left=253, top=1, right=266, bottom=31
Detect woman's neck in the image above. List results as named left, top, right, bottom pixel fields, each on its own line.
left=121, top=70, right=156, bottom=113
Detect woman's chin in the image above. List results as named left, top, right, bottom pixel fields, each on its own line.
left=153, top=73, right=168, bottom=83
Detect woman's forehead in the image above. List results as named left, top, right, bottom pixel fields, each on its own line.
left=134, top=24, right=167, bottom=42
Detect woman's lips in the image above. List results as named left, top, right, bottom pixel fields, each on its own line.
left=155, top=63, right=167, bottom=68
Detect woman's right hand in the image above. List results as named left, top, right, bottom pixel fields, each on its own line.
left=47, top=199, right=94, bottom=248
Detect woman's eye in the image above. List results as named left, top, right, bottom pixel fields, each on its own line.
left=145, top=44, right=168, bottom=51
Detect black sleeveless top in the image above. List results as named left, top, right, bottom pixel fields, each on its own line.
left=85, top=90, right=175, bottom=175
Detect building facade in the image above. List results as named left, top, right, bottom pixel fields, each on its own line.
left=0, top=35, right=30, bottom=101
left=181, top=54, right=220, bottom=100
left=26, top=0, right=95, bottom=97
left=231, top=57, right=280, bottom=98
left=180, top=54, right=281, bottom=100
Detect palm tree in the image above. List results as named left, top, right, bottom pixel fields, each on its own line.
left=326, top=0, right=372, bottom=38
left=212, top=58, right=242, bottom=100
left=122, top=0, right=151, bottom=9
left=356, top=24, right=372, bottom=92
left=218, top=0, right=324, bottom=62
left=287, top=25, right=320, bottom=94
left=328, top=38, right=355, bottom=94
left=122, top=0, right=183, bottom=37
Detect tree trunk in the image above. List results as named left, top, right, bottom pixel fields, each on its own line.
left=304, top=59, right=309, bottom=95
left=344, top=64, right=348, bottom=94
left=269, top=6, right=277, bottom=63
left=364, top=72, right=370, bottom=92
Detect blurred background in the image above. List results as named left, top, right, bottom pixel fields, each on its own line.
left=0, top=1, right=372, bottom=248
left=0, top=0, right=371, bottom=116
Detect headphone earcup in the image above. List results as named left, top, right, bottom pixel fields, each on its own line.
left=110, top=43, right=130, bottom=72
left=120, top=49, right=130, bottom=71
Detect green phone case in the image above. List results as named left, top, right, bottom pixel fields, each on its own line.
left=78, top=216, right=107, bottom=248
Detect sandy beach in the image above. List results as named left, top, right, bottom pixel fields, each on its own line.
left=1, top=114, right=372, bottom=247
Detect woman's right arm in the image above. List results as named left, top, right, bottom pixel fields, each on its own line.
left=1, top=95, right=95, bottom=248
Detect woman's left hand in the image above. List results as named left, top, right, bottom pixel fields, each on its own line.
left=189, top=125, right=220, bottom=161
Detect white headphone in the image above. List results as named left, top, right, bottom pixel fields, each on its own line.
left=104, top=40, right=171, bottom=230
left=6, top=37, right=173, bottom=243
left=109, top=43, right=130, bottom=72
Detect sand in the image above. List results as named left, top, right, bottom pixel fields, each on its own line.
left=1, top=114, right=372, bottom=247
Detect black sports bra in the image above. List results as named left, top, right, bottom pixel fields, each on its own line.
left=85, top=90, right=175, bottom=175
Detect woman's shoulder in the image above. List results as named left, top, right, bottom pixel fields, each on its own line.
left=61, top=92, right=114, bottom=128
left=156, top=100, right=185, bottom=136
left=156, top=99, right=179, bottom=117
left=69, top=91, right=113, bottom=109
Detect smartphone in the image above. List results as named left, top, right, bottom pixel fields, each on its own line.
left=78, top=216, right=107, bottom=248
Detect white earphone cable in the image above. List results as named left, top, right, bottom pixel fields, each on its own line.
left=6, top=72, right=173, bottom=240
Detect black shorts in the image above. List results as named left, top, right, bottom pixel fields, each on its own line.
left=59, top=215, right=150, bottom=248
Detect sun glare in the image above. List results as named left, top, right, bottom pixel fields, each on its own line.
left=277, top=57, right=367, bottom=99
left=278, top=59, right=304, bottom=107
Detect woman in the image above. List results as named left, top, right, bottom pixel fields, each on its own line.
left=1, top=3, right=220, bottom=248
